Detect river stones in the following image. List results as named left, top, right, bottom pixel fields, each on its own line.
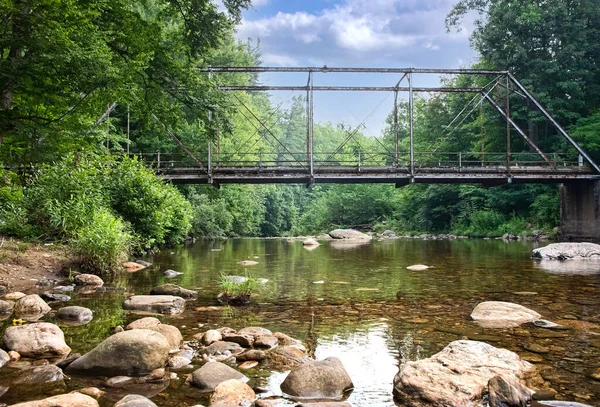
left=393, top=340, right=538, bottom=407
left=114, top=394, right=158, bottom=407
left=74, top=274, right=104, bottom=286
left=190, top=361, right=248, bottom=391
left=328, top=229, right=371, bottom=240
left=200, top=329, right=222, bottom=345
left=209, top=379, right=256, bottom=406
left=8, top=392, right=100, bottom=407
left=3, top=322, right=71, bottom=358
left=40, top=292, right=71, bottom=302
left=303, top=238, right=320, bottom=246
left=13, top=294, right=51, bottom=320
left=57, top=306, right=93, bottom=325
left=222, top=332, right=254, bottom=347
left=202, top=341, right=244, bottom=356
left=66, top=329, right=170, bottom=376
left=123, top=295, right=185, bottom=315
left=266, top=345, right=311, bottom=371
left=532, top=242, right=600, bottom=260
left=0, top=299, right=14, bottom=314
left=237, top=260, right=259, bottom=266
left=471, top=301, right=541, bottom=328
left=297, top=403, right=352, bottom=407
left=149, top=284, right=197, bottom=299
left=238, top=327, right=273, bottom=337
left=0, top=349, right=9, bottom=368
left=12, top=365, right=65, bottom=386
left=488, top=375, right=530, bottom=407
left=163, top=269, right=183, bottom=278
left=281, top=357, right=353, bottom=399
left=4, top=291, right=26, bottom=300
left=255, top=335, right=279, bottom=349
left=237, top=349, right=267, bottom=361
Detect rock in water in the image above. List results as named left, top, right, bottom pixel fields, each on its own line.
left=406, top=264, right=431, bottom=271
left=66, top=329, right=170, bottom=376
left=237, top=260, right=259, bottom=266
left=328, top=229, right=371, bottom=240
left=209, top=379, right=256, bottom=406
left=114, top=394, right=158, bottom=407
left=163, top=269, right=183, bottom=278
left=3, top=323, right=71, bottom=358
left=190, top=361, right=248, bottom=391
left=303, top=238, right=320, bottom=246
left=0, top=349, right=9, bottom=368
left=488, top=375, right=530, bottom=407
left=57, top=306, right=93, bottom=325
left=123, top=295, right=185, bottom=315
left=532, top=242, right=600, bottom=260
left=280, top=357, right=354, bottom=399
left=393, top=340, right=537, bottom=407
left=471, top=301, right=541, bottom=328
left=74, top=274, right=104, bottom=286
left=12, top=365, right=65, bottom=386
left=9, top=392, right=99, bottom=407
left=13, top=294, right=51, bottom=320
left=149, top=284, right=197, bottom=299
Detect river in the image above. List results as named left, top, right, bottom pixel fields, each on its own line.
left=1, top=238, right=599, bottom=406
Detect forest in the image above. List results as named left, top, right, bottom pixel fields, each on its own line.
left=1, top=0, right=600, bottom=272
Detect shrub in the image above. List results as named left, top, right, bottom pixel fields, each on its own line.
left=71, top=208, right=131, bottom=275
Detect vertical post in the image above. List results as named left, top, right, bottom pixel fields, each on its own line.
left=393, top=88, right=399, bottom=167
left=157, top=151, right=161, bottom=168
left=358, top=151, right=361, bottom=171
left=106, top=103, right=110, bottom=151
left=459, top=152, right=462, bottom=169
left=506, top=74, right=511, bottom=171
left=306, top=71, right=314, bottom=178
left=208, top=141, right=212, bottom=176
left=126, top=105, right=130, bottom=155
left=408, top=71, right=414, bottom=176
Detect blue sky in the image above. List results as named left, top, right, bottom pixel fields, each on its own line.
left=232, top=0, right=479, bottom=136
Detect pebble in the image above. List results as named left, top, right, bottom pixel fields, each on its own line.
left=239, top=361, right=259, bottom=369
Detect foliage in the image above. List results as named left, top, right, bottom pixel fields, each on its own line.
left=219, top=273, right=260, bottom=297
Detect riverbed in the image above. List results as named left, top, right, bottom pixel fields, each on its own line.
left=1, top=238, right=600, bottom=406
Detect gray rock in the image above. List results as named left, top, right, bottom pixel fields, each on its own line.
left=222, top=332, right=254, bottom=347
left=190, top=361, right=248, bottom=391
left=328, top=229, right=371, bottom=240
left=532, top=242, right=600, bottom=260
left=163, top=269, right=183, bottom=278
left=533, top=320, right=565, bottom=329
left=114, top=394, right=158, bottom=407
left=237, top=349, right=267, bottom=361
left=66, top=329, right=170, bottom=376
left=0, top=285, right=7, bottom=296
left=14, top=294, right=51, bottom=320
left=8, top=392, right=100, bottom=407
left=56, top=353, right=81, bottom=370
left=238, top=327, right=272, bottom=338
left=41, top=292, right=71, bottom=302
left=0, top=349, right=9, bottom=368
left=12, top=365, right=65, bottom=386
left=202, top=341, right=244, bottom=356
left=537, top=403, right=595, bottom=407
left=3, top=322, right=71, bottom=358
left=393, top=340, right=537, bottom=407
left=51, top=285, right=75, bottom=292
left=74, top=274, right=104, bottom=286
left=123, top=295, right=185, bottom=315
left=471, top=301, right=541, bottom=328
left=209, top=379, right=255, bottom=406
left=149, top=284, right=197, bottom=299
left=57, top=306, right=93, bottom=325
left=281, top=357, right=353, bottom=399
left=488, top=375, right=530, bottom=407
left=255, top=335, right=279, bottom=349
left=0, top=299, right=14, bottom=314
left=201, top=329, right=222, bottom=345
left=136, top=260, right=152, bottom=267
left=266, top=345, right=310, bottom=370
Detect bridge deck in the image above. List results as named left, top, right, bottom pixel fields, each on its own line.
left=160, top=165, right=599, bottom=185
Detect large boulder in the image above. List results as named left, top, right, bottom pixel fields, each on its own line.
left=66, top=329, right=170, bottom=376
left=393, top=340, right=538, bottom=407
left=532, top=242, right=600, bottom=260
left=280, top=357, right=353, bottom=399
left=328, top=229, right=371, bottom=240
left=57, top=306, right=93, bottom=325
left=123, top=295, right=185, bottom=315
left=8, top=392, right=99, bottom=407
left=209, top=379, right=255, bottom=406
left=149, top=284, right=197, bottom=299
left=13, top=294, right=51, bottom=320
left=471, top=301, right=541, bottom=328
left=3, top=323, right=71, bottom=358
left=114, top=394, right=158, bottom=407
left=190, top=361, right=248, bottom=391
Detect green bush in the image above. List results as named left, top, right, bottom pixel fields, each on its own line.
left=71, top=208, right=131, bottom=274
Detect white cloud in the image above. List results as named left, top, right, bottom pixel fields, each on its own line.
left=261, top=53, right=299, bottom=66
left=252, top=0, right=269, bottom=6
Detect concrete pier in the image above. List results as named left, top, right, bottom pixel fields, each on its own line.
left=560, top=181, right=600, bottom=241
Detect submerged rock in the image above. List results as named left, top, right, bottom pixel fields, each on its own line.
left=3, top=322, right=71, bottom=358
left=393, top=340, right=538, bottom=407
left=471, top=301, right=541, bottom=328
left=532, top=242, right=600, bottom=260
left=303, top=238, right=320, bottom=246
left=149, top=284, right=197, bottom=299
left=328, top=229, right=371, bottom=240
left=66, top=329, right=170, bottom=376
left=123, top=295, right=185, bottom=315
left=281, top=357, right=354, bottom=399
left=8, top=392, right=100, bottom=407
left=190, top=361, right=248, bottom=391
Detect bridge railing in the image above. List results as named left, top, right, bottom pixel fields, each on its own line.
left=127, top=151, right=585, bottom=170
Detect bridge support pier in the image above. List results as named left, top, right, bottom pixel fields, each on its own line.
left=560, top=180, right=600, bottom=241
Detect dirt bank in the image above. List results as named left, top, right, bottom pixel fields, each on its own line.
left=0, top=237, right=71, bottom=292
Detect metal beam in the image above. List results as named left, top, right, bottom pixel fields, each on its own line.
left=409, top=72, right=414, bottom=176
left=215, top=85, right=481, bottom=93
left=508, top=73, right=600, bottom=173
left=202, top=66, right=508, bottom=75
left=482, top=93, right=555, bottom=168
